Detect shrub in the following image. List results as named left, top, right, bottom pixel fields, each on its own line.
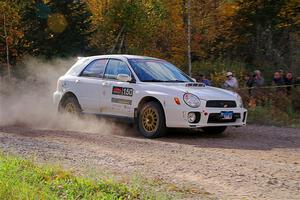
left=244, top=87, right=300, bottom=127
left=191, top=59, right=247, bottom=87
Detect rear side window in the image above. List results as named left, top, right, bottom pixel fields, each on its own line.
left=104, top=59, right=131, bottom=80
left=66, top=58, right=90, bottom=76
left=81, top=59, right=108, bottom=78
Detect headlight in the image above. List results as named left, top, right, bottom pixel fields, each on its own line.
left=236, top=94, right=243, bottom=108
left=183, top=93, right=201, bottom=108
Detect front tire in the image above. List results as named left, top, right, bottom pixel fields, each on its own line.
left=138, top=102, right=166, bottom=139
left=202, top=126, right=227, bottom=135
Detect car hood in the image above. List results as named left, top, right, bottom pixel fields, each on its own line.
left=143, top=82, right=237, bottom=101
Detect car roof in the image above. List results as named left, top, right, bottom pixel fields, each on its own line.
left=66, top=54, right=163, bottom=77
left=80, top=54, right=160, bottom=61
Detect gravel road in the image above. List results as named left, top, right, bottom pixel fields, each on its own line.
left=0, top=125, right=299, bottom=200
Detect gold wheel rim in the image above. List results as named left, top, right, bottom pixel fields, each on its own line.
left=65, top=102, right=76, bottom=114
left=142, top=107, right=159, bottom=133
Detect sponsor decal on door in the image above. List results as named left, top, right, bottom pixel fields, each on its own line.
left=112, top=86, right=133, bottom=97
left=111, top=98, right=132, bottom=105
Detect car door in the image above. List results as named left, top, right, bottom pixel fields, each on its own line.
left=73, top=59, right=108, bottom=113
left=101, top=59, right=136, bottom=117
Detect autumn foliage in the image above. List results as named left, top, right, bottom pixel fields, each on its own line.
left=0, top=0, right=299, bottom=76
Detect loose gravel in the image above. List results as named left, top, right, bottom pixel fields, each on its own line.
left=0, top=125, right=299, bottom=200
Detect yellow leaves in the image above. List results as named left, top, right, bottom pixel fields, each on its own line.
left=219, top=2, right=239, bottom=18
left=0, top=1, right=23, bottom=63
left=86, top=0, right=106, bottom=24
left=277, top=0, right=300, bottom=28
left=211, top=71, right=227, bottom=87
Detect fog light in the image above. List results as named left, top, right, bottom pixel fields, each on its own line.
left=188, top=112, right=196, bottom=123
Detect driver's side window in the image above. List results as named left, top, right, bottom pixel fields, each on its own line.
left=104, top=59, right=131, bottom=80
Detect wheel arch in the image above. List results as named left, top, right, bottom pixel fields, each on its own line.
left=137, top=96, right=165, bottom=117
left=59, top=91, right=82, bottom=111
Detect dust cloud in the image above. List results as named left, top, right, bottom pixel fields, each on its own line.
left=0, top=57, right=123, bottom=135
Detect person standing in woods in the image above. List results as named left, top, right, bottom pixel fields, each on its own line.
left=284, top=72, right=294, bottom=95
left=273, top=71, right=286, bottom=94
left=195, top=74, right=212, bottom=86
left=246, top=70, right=265, bottom=106
left=244, top=74, right=254, bottom=95
left=252, top=70, right=264, bottom=87
left=222, top=72, right=239, bottom=91
left=273, top=71, right=285, bottom=86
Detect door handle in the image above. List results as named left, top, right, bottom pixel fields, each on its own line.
left=75, top=79, right=80, bottom=84
left=102, top=82, right=110, bottom=87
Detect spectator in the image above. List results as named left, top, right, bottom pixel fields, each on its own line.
left=244, top=74, right=254, bottom=95
left=273, top=71, right=285, bottom=86
left=244, top=74, right=253, bottom=88
left=285, top=72, right=294, bottom=84
left=252, top=70, right=264, bottom=87
left=273, top=71, right=285, bottom=94
left=196, top=74, right=212, bottom=86
left=295, top=77, right=300, bottom=87
left=284, top=72, right=294, bottom=95
left=222, top=72, right=238, bottom=91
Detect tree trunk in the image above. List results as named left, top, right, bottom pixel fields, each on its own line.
left=110, top=25, right=125, bottom=53
left=186, top=0, right=192, bottom=76
left=3, top=13, right=10, bottom=80
left=118, top=33, right=125, bottom=53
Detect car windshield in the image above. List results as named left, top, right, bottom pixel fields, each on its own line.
left=128, top=59, right=193, bottom=82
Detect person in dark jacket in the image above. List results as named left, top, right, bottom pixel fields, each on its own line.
left=244, top=74, right=254, bottom=95
left=273, top=71, right=285, bottom=86
left=273, top=71, right=285, bottom=94
left=195, top=74, right=212, bottom=86
left=284, top=72, right=294, bottom=95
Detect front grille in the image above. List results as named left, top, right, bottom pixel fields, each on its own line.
left=208, top=113, right=240, bottom=123
left=206, top=100, right=237, bottom=108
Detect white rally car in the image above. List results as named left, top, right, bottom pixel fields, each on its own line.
left=53, top=55, right=247, bottom=138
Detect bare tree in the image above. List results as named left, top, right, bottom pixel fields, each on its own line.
left=186, top=0, right=192, bottom=77
left=3, top=13, right=11, bottom=80
left=110, top=25, right=125, bottom=54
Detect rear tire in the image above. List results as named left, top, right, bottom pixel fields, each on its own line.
left=202, top=126, right=227, bottom=135
left=138, top=102, right=166, bottom=139
left=60, top=96, right=81, bottom=115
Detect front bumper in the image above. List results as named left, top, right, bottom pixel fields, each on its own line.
left=165, top=105, right=247, bottom=128
left=53, top=91, right=63, bottom=109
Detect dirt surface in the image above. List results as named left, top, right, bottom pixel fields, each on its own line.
left=0, top=125, right=299, bottom=200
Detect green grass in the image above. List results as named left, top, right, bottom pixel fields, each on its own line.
left=0, top=154, right=169, bottom=200
left=247, top=105, right=300, bottom=128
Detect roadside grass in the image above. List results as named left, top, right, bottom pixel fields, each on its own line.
left=0, top=154, right=170, bottom=200
left=243, top=87, right=300, bottom=128
left=247, top=105, right=300, bottom=128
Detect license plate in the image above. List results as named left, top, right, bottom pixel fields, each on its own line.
left=221, top=111, right=233, bottom=120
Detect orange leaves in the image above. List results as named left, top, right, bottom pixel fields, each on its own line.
left=277, top=0, right=300, bottom=29
left=0, top=1, right=24, bottom=64
left=219, top=2, right=239, bottom=18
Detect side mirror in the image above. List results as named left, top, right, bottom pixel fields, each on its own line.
left=117, top=74, right=132, bottom=82
left=191, top=78, right=197, bottom=82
